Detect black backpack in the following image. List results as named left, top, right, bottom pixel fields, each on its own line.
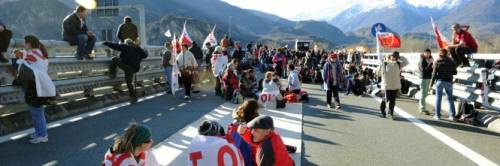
left=457, top=101, right=479, bottom=125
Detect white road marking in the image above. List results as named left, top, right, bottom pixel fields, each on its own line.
left=0, top=92, right=165, bottom=144
left=371, top=96, right=498, bottom=166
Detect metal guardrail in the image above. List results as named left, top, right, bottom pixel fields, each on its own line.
left=362, top=53, right=500, bottom=111
left=0, top=39, right=165, bottom=105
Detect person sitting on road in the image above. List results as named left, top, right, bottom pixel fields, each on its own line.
left=116, top=16, right=139, bottom=44
left=103, top=39, right=148, bottom=103
left=239, top=69, right=258, bottom=99
left=62, top=6, right=96, bottom=60
left=243, top=115, right=295, bottom=166
left=223, top=59, right=240, bottom=101
left=102, top=123, right=159, bottom=166
left=187, top=120, right=245, bottom=166
left=287, top=63, right=301, bottom=94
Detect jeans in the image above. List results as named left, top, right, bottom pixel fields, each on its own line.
left=164, top=66, right=172, bottom=91
left=435, top=80, right=456, bottom=117
left=419, top=79, right=430, bottom=112
left=75, top=34, right=96, bottom=58
left=380, top=90, right=397, bottom=116
left=29, top=106, right=47, bottom=137
left=450, top=47, right=474, bottom=67
left=326, top=85, right=340, bottom=106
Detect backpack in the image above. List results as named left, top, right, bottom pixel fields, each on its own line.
left=276, top=99, right=286, bottom=109
left=457, top=101, right=479, bottom=125
left=231, top=90, right=243, bottom=104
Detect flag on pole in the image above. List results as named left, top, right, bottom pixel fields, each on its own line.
left=171, top=33, right=180, bottom=95
left=179, top=21, right=193, bottom=46
left=202, top=25, right=218, bottom=50
left=377, top=32, right=401, bottom=48
left=430, top=17, right=449, bottom=49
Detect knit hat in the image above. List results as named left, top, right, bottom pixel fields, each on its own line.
left=247, top=115, right=274, bottom=130
left=198, top=120, right=225, bottom=136
left=131, top=125, right=152, bottom=147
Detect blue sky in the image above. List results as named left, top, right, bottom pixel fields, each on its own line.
left=221, top=0, right=460, bottom=21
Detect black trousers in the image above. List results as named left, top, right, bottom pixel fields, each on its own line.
left=110, top=57, right=138, bottom=98
left=450, top=47, right=474, bottom=67
left=181, top=70, right=193, bottom=97
left=326, top=85, right=340, bottom=106
left=380, top=90, right=398, bottom=116
left=0, top=29, right=12, bottom=53
left=215, top=76, right=222, bottom=96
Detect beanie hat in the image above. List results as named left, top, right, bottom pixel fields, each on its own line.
left=198, top=120, right=225, bottom=136
left=131, top=125, right=152, bottom=147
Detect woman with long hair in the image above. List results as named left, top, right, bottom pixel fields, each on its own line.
left=103, top=123, right=158, bottom=166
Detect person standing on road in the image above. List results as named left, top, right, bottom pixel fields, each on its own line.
left=15, top=35, right=56, bottom=144
left=102, top=123, right=159, bottom=166
left=322, top=52, right=343, bottom=110
left=378, top=51, right=408, bottom=120
left=177, top=44, right=198, bottom=99
left=162, top=42, right=174, bottom=93
left=0, top=19, right=13, bottom=63
left=62, top=6, right=95, bottom=60
left=211, top=46, right=228, bottom=97
left=103, top=39, right=148, bottom=103
left=418, top=49, right=433, bottom=115
left=430, top=49, right=457, bottom=121
left=116, top=16, right=139, bottom=44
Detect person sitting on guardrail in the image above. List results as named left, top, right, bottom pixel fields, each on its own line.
left=418, top=49, right=434, bottom=115
left=322, top=52, right=344, bottom=110
left=430, top=49, right=458, bottom=121
left=0, top=19, right=12, bottom=63
left=62, top=6, right=96, bottom=60
left=177, top=44, right=198, bottom=100
left=103, top=39, right=148, bottom=103
left=448, top=23, right=477, bottom=67
left=162, top=42, right=174, bottom=93
left=378, top=51, right=408, bottom=120
left=102, top=123, right=159, bottom=166
left=14, top=35, right=56, bottom=144
left=116, top=16, right=139, bottom=44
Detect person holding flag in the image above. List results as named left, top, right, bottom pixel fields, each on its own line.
left=170, top=34, right=181, bottom=95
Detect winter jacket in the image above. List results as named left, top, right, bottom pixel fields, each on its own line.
left=226, top=123, right=255, bottom=166
left=223, top=68, right=239, bottom=90
left=103, top=42, right=148, bottom=71
left=211, top=53, right=228, bottom=77
left=379, top=60, right=406, bottom=90
left=419, top=58, right=433, bottom=79
left=454, top=30, right=478, bottom=52
left=176, top=50, right=198, bottom=70
left=240, top=77, right=257, bottom=97
left=103, top=148, right=159, bottom=166
left=432, top=56, right=457, bottom=83
left=232, top=49, right=245, bottom=62
left=322, top=60, right=343, bottom=90
left=272, top=53, right=286, bottom=70
left=162, top=50, right=173, bottom=67
left=240, top=130, right=294, bottom=166
left=116, top=22, right=138, bottom=42
left=62, top=13, right=88, bottom=45
left=189, top=42, right=203, bottom=60
left=288, top=69, right=301, bottom=91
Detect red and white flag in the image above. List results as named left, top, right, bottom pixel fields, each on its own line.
left=377, top=32, right=401, bottom=48
left=179, top=21, right=193, bottom=46
left=430, top=17, right=449, bottom=49
left=202, top=25, right=218, bottom=50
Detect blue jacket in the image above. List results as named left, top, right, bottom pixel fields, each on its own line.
left=322, top=60, right=343, bottom=90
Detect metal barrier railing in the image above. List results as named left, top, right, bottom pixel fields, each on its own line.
left=0, top=39, right=165, bottom=106
left=362, top=53, right=500, bottom=111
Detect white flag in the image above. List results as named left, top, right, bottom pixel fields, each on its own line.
left=202, top=25, right=218, bottom=50
left=187, top=135, right=244, bottom=166
left=164, top=29, right=172, bottom=38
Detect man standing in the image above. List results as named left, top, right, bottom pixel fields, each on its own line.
left=62, top=6, right=96, bottom=60
left=116, top=16, right=139, bottom=43
left=103, top=39, right=148, bottom=103
left=379, top=52, right=408, bottom=120
left=162, top=42, right=174, bottom=93
left=448, top=23, right=478, bottom=67
left=177, top=44, right=198, bottom=99
left=418, top=49, right=433, bottom=115
left=0, top=19, right=12, bottom=63
left=322, top=52, right=343, bottom=110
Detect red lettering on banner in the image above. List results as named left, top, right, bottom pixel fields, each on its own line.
left=189, top=151, right=203, bottom=166
left=217, top=145, right=238, bottom=166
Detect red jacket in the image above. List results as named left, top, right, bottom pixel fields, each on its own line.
left=454, top=31, right=478, bottom=52
left=223, top=69, right=239, bottom=90
left=241, top=130, right=294, bottom=166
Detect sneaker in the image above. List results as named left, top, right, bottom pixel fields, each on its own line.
left=29, top=136, right=48, bottom=144
left=184, top=95, right=191, bottom=100
left=380, top=114, right=387, bottom=118
left=335, top=105, right=341, bottom=110
left=420, top=111, right=430, bottom=115
left=326, top=104, right=332, bottom=109
left=29, top=133, right=36, bottom=139
left=448, top=116, right=457, bottom=122
left=433, top=116, right=440, bottom=120
left=130, top=97, right=138, bottom=103
left=388, top=114, right=395, bottom=120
